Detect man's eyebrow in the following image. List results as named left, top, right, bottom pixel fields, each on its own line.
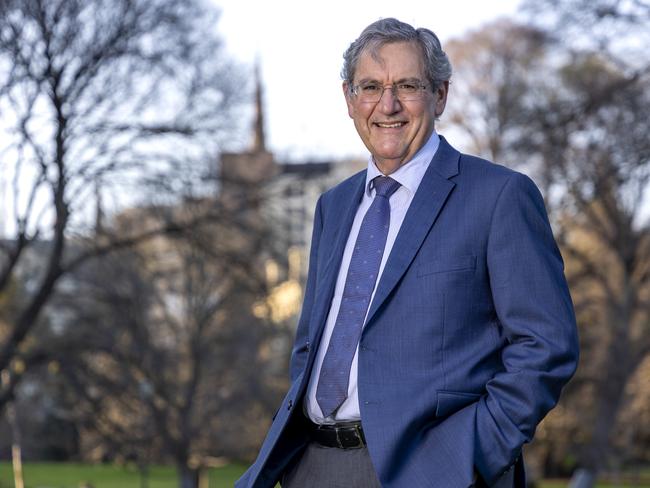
left=395, top=77, right=424, bottom=84
left=355, top=76, right=424, bottom=84
left=355, top=77, right=380, bottom=85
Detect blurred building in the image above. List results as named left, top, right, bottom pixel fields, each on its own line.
left=218, top=68, right=364, bottom=293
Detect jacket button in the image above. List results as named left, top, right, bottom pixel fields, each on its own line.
left=287, top=400, right=293, bottom=410
left=306, top=342, right=310, bottom=352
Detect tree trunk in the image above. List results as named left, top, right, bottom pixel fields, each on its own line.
left=573, top=317, right=635, bottom=488
left=138, top=463, right=149, bottom=488
left=178, top=464, right=199, bottom=488
left=569, top=469, right=596, bottom=488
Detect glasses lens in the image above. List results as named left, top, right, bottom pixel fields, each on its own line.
left=357, top=84, right=382, bottom=103
left=395, top=84, right=421, bottom=101
left=355, top=83, right=425, bottom=102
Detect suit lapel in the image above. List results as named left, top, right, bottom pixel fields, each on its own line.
left=365, top=137, right=460, bottom=326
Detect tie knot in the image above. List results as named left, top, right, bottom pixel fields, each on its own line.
left=373, top=176, right=400, bottom=198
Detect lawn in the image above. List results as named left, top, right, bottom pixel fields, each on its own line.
left=541, top=482, right=650, bottom=488
left=1, top=463, right=649, bottom=488
left=0, top=462, right=248, bottom=488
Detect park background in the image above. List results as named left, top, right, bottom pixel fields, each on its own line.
left=1, top=0, right=649, bottom=487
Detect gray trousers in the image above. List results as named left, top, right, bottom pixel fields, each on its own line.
left=282, top=442, right=382, bottom=488
left=281, top=441, right=516, bottom=488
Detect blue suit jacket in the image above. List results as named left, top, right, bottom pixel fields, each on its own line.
left=236, top=137, right=579, bottom=488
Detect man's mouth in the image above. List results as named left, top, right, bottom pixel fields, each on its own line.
left=374, top=121, right=407, bottom=128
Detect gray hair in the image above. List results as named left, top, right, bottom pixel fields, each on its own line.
left=342, top=18, right=452, bottom=91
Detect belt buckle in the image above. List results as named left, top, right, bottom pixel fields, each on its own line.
left=335, top=424, right=364, bottom=449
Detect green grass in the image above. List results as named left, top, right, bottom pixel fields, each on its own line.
left=540, top=480, right=650, bottom=488
left=0, top=462, right=248, bottom=488
left=1, top=463, right=648, bottom=488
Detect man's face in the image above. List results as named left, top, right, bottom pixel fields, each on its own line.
left=344, top=41, right=448, bottom=175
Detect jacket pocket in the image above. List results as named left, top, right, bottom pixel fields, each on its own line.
left=417, top=255, right=477, bottom=277
left=436, top=390, right=482, bottom=418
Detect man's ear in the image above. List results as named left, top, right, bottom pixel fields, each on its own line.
left=434, top=80, right=449, bottom=117
left=343, top=81, right=355, bottom=118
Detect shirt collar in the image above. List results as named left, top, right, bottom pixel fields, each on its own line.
left=365, top=130, right=440, bottom=197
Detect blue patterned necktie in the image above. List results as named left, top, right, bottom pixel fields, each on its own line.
left=316, top=176, right=401, bottom=418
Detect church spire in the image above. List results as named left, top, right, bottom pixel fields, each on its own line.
left=94, top=179, right=105, bottom=237
left=252, top=58, right=267, bottom=153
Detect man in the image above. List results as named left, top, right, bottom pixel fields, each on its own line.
left=237, top=18, right=578, bottom=488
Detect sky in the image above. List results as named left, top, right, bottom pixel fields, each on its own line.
left=0, top=1, right=524, bottom=239
left=212, top=0, right=523, bottom=161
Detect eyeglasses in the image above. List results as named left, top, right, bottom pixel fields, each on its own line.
left=350, top=80, right=430, bottom=103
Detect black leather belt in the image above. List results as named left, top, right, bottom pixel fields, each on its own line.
left=310, top=421, right=367, bottom=449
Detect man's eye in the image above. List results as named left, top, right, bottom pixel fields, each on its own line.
left=398, top=83, right=417, bottom=92
left=361, top=84, right=381, bottom=92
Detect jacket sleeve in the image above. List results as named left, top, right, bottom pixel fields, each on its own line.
left=476, top=172, right=579, bottom=484
left=288, top=195, right=324, bottom=382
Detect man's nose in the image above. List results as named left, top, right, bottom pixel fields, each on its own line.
left=377, top=86, right=402, bottom=113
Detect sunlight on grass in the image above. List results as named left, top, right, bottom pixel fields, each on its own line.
left=0, top=462, right=248, bottom=488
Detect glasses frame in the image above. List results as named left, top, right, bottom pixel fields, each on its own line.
left=350, top=80, right=431, bottom=103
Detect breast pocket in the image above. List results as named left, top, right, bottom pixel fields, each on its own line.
left=417, top=255, right=477, bottom=277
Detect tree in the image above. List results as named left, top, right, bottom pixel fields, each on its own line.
left=0, top=0, right=244, bottom=411
left=519, top=2, right=650, bottom=485
left=443, top=19, right=549, bottom=165
left=443, top=4, right=650, bottom=485
left=31, top=199, right=290, bottom=488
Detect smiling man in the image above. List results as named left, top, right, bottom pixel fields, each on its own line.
left=344, top=41, right=447, bottom=175
left=236, top=18, right=578, bottom=488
